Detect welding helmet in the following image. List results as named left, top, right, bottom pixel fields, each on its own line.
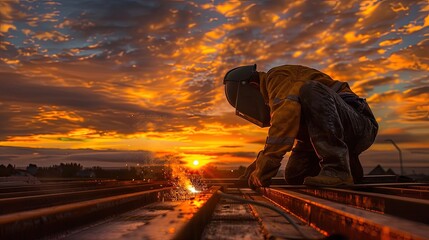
left=223, top=64, right=271, bottom=127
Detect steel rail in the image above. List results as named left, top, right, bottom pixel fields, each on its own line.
left=0, top=181, right=167, bottom=199
left=364, top=186, right=429, bottom=199
left=295, top=187, right=429, bottom=224
left=0, top=182, right=169, bottom=214
left=263, top=187, right=429, bottom=240
left=0, top=187, right=173, bottom=239
left=132, top=186, right=221, bottom=240
left=0, top=180, right=123, bottom=193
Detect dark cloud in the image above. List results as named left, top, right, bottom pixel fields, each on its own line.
left=0, top=146, right=156, bottom=167
left=352, top=76, right=396, bottom=95
left=219, top=145, right=242, bottom=148
left=0, top=72, right=204, bottom=138
left=1, top=72, right=148, bottom=112
left=405, top=86, right=429, bottom=97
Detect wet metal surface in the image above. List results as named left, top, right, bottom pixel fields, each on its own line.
left=241, top=189, right=323, bottom=240
left=201, top=188, right=264, bottom=240
left=62, top=202, right=179, bottom=240
left=75, top=186, right=221, bottom=240
left=0, top=187, right=172, bottom=239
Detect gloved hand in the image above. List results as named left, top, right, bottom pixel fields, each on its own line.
left=238, top=160, right=256, bottom=181
left=248, top=152, right=282, bottom=190
left=248, top=169, right=263, bottom=189
left=236, top=154, right=259, bottom=188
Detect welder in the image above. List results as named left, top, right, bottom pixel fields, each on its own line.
left=223, top=64, right=378, bottom=188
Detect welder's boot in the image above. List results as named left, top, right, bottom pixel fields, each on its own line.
left=303, top=141, right=354, bottom=187
left=303, top=167, right=353, bottom=186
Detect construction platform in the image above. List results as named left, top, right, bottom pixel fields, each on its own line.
left=0, top=178, right=428, bottom=240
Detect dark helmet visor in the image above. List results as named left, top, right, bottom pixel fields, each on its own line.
left=223, top=64, right=270, bottom=127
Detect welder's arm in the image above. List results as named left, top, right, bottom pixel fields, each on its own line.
left=249, top=83, right=303, bottom=189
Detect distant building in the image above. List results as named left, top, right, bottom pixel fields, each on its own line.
left=368, top=165, right=386, bottom=175
left=386, top=168, right=396, bottom=175
left=368, top=165, right=397, bottom=176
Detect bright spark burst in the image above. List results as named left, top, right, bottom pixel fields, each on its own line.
left=187, top=185, right=200, bottom=193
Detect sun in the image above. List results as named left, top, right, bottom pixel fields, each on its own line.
left=193, top=160, right=199, bottom=166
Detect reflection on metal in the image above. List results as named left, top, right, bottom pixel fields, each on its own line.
left=135, top=186, right=220, bottom=240
left=2, top=180, right=429, bottom=239
left=0, top=187, right=172, bottom=239
left=366, top=186, right=429, bottom=200
left=262, top=187, right=429, bottom=240
left=0, top=182, right=169, bottom=214
left=297, top=187, right=429, bottom=224
left=240, top=188, right=323, bottom=239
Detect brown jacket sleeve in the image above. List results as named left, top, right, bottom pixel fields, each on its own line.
left=252, top=67, right=305, bottom=185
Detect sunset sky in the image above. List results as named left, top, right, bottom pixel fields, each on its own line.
left=0, top=0, right=428, bottom=172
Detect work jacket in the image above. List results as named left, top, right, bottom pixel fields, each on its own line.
left=253, top=65, right=357, bottom=184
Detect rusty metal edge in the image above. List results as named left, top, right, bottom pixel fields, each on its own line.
left=263, top=188, right=429, bottom=240
left=366, top=186, right=429, bottom=200
left=0, top=187, right=173, bottom=239
left=295, top=187, right=429, bottom=224
left=171, top=186, right=222, bottom=240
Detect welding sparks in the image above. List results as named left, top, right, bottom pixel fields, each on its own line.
left=187, top=185, right=200, bottom=193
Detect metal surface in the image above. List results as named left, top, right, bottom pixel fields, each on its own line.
left=203, top=175, right=417, bottom=187
left=0, top=180, right=118, bottom=193
left=296, top=187, right=429, bottom=224
left=240, top=188, right=323, bottom=240
left=263, top=187, right=429, bottom=240
left=0, top=182, right=168, bottom=214
left=120, top=186, right=221, bottom=240
left=1, top=179, right=428, bottom=239
left=0, top=187, right=172, bottom=239
left=63, top=202, right=181, bottom=240
left=0, top=180, right=155, bottom=198
left=202, top=188, right=264, bottom=240
left=365, top=186, right=429, bottom=199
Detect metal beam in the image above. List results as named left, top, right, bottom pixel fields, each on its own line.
left=134, top=186, right=221, bottom=240
left=263, top=188, right=429, bottom=240
left=0, top=187, right=172, bottom=239
left=295, top=187, right=429, bottom=224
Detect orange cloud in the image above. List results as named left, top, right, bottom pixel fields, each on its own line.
left=0, top=22, right=16, bottom=33
left=379, top=38, right=402, bottom=47
left=215, top=1, right=241, bottom=17
left=0, top=0, right=17, bottom=20
left=401, top=14, right=429, bottom=34
left=34, top=31, right=69, bottom=42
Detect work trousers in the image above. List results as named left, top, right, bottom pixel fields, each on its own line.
left=284, top=81, right=378, bottom=184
